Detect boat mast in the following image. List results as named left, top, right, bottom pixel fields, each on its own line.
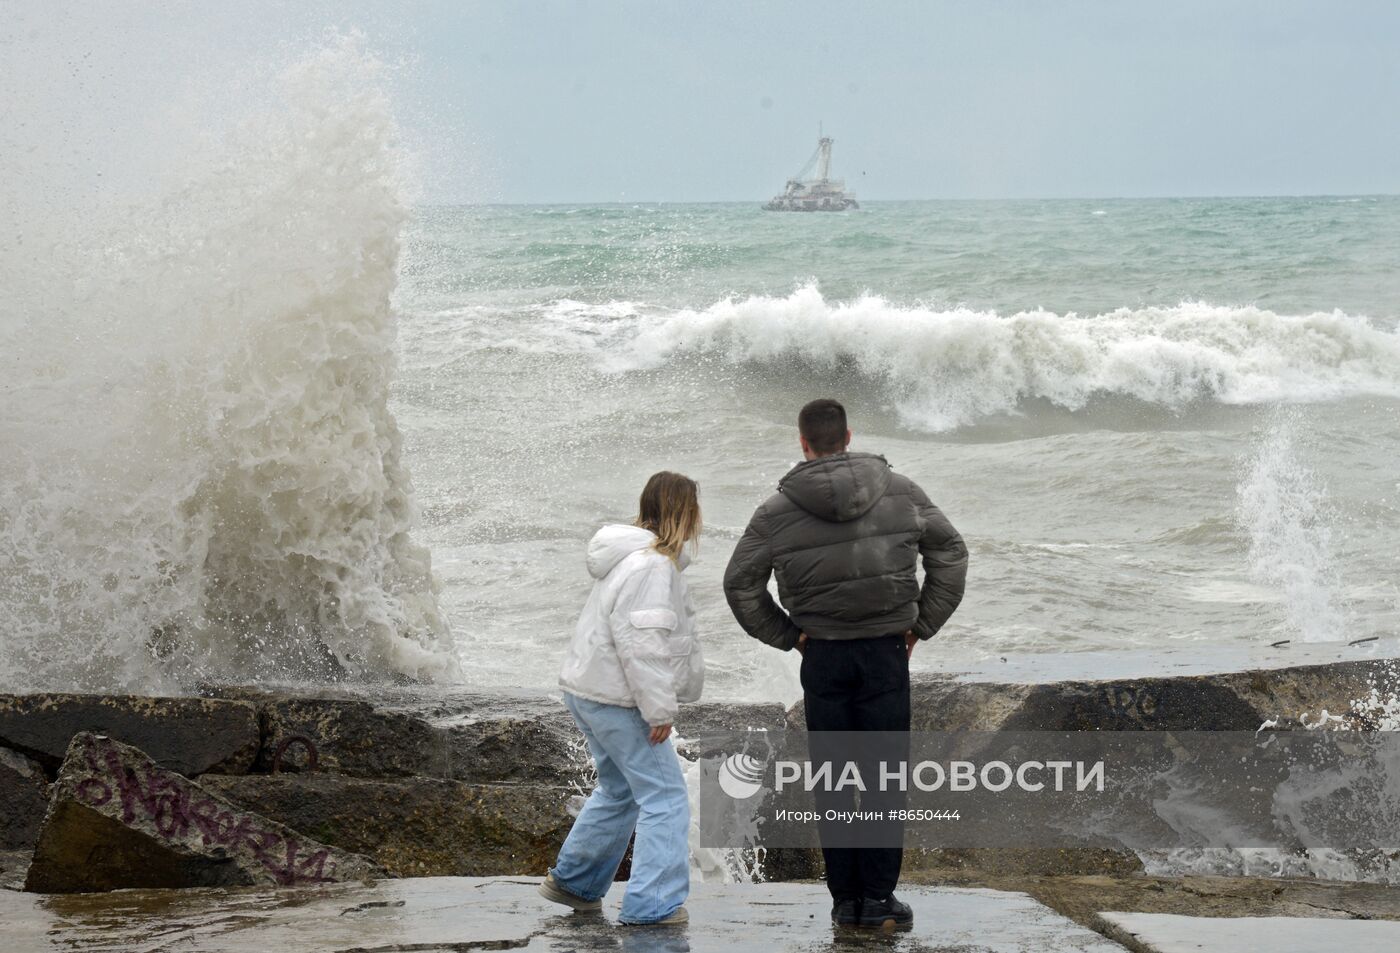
left=816, top=137, right=833, bottom=183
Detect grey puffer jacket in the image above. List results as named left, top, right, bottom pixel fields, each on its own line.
left=723, top=452, right=967, bottom=650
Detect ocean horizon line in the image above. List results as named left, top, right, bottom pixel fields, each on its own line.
left=417, top=192, right=1399, bottom=208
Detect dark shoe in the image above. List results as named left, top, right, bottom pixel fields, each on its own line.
left=858, top=895, right=913, bottom=930
left=831, top=898, right=861, bottom=926
left=537, top=873, right=603, bottom=913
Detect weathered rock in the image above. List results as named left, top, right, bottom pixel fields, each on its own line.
left=229, top=688, right=785, bottom=786
left=202, top=774, right=574, bottom=877
left=761, top=846, right=822, bottom=881
left=24, top=733, right=383, bottom=893
left=446, top=717, right=586, bottom=785
left=0, top=747, right=48, bottom=850
left=906, top=657, right=1393, bottom=732
left=681, top=701, right=790, bottom=735
left=250, top=692, right=587, bottom=785
left=1219, top=659, right=1391, bottom=726
left=906, top=847, right=1145, bottom=879
left=676, top=701, right=790, bottom=759
left=441, top=698, right=790, bottom=784
left=256, top=697, right=451, bottom=778
left=201, top=682, right=476, bottom=778
left=0, top=849, right=31, bottom=890
left=778, top=655, right=1399, bottom=881
left=391, top=691, right=587, bottom=785
left=0, top=694, right=258, bottom=776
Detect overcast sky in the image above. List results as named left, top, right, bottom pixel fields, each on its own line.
left=7, top=1, right=1400, bottom=203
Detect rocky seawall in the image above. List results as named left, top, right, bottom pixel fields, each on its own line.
left=2, top=645, right=1397, bottom=893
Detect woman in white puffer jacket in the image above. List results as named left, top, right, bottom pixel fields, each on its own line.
left=540, top=472, right=703, bottom=926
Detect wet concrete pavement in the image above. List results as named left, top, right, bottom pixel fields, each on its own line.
left=1101, top=911, right=1400, bottom=953
left=0, top=877, right=1128, bottom=953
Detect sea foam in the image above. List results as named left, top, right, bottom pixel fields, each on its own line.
left=577, top=285, right=1400, bottom=431
left=0, top=36, right=458, bottom=692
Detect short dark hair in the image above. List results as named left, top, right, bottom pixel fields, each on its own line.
left=798, top=399, right=848, bottom=455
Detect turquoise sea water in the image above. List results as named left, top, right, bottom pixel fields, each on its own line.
left=405, top=197, right=1400, bottom=316
left=393, top=198, right=1400, bottom=701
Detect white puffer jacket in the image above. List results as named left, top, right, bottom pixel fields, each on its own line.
left=558, top=524, right=704, bottom=726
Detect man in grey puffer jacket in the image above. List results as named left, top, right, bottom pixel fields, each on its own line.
left=723, top=398, right=967, bottom=929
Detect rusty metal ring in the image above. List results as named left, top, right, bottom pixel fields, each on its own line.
left=270, top=734, right=319, bottom=774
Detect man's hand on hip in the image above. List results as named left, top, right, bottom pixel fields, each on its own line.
left=904, top=630, right=918, bottom=659
left=795, top=633, right=809, bottom=655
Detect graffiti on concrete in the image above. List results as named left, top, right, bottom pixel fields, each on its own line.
left=72, top=735, right=337, bottom=886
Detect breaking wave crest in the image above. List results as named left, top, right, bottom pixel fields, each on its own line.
left=0, top=36, right=459, bottom=692
left=600, top=285, right=1400, bottom=430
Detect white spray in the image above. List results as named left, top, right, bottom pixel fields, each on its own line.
left=1236, top=410, right=1346, bottom=642
left=586, top=285, right=1400, bottom=431
left=0, top=35, right=459, bottom=692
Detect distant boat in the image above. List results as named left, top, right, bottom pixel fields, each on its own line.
left=763, top=135, right=859, bottom=212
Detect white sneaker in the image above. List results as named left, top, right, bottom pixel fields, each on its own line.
left=623, top=906, right=689, bottom=926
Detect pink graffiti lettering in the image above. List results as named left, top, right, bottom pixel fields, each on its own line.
left=75, top=777, right=112, bottom=806
left=72, top=737, right=337, bottom=886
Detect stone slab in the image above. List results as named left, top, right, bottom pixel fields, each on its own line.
left=0, top=876, right=1128, bottom=952
left=949, top=637, right=1400, bottom=685
left=676, top=701, right=791, bottom=760
left=202, top=685, right=785, bottom=785
left=436, top=698, right=788, bottom=784
left=0, top=747, right=48, bottom=849
left=202, top=774, right=574, bottom=877
left=444, top=713, right=587, bottom=785
left=24, top=733, right=382, bottom=893
left=906, top=655, right=1395, bottom=731
left=1101, top=911, right=1400, bottom=953
left=201, top=686, right=583, bottom=783
left=0, top=848, right=31, bottom=890
left=0, top=694, right=259, bottom=776
left=257, top=697, right=452, bottom=778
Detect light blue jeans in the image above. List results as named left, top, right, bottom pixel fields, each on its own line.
left=551, top=693, right=690, bottom=924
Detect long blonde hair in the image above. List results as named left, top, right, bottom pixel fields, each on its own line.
left=635, top=471, right=701, bottom=563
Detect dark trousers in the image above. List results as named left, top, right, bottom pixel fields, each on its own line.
left=800, top=634, right=911, bottom=902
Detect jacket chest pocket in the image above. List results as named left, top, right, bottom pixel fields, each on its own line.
left=626, top=607, right=685, bottom=660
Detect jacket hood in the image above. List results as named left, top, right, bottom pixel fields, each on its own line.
left=586, top=524, right=691, bottom=579
left=779, top=452, right=893, bottom=523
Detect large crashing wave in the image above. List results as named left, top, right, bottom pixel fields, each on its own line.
left=595, top=285, right=1400, bottom=430
left=0, top=37, right=459, bottom=692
